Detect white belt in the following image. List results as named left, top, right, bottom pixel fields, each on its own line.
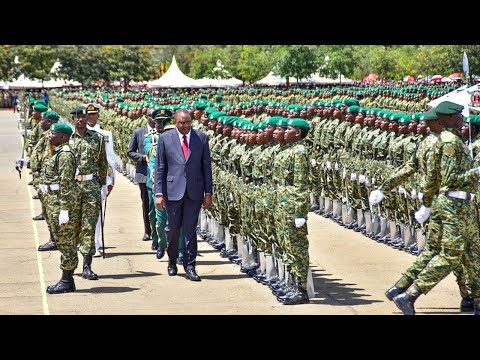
left=40, top=184, right=59, bottom=192
left=75, top=174, right=94, bottom=181
left=446, top=190, right=475, bottom=201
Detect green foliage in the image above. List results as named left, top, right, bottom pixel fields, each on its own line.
left=0, top=46, right=16, bottom=80
left=278, top=45, right=319, bottom=83
left=13, top=45, right=58, bottom=81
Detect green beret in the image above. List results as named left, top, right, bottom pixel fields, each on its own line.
left=343, top=98, right=360, bottom=107
left=215, top=95, right=223, bottom=102
left=70, top=106, right=87, bottom=115
left=162, top=117, right=176, bottom=130
left=267, top=116, right=284, bottom=126
left=50, top=123, right=73, bottom=135
left=398, top=115, right=411, bottom=124
left=224, top=116, right=236, bottom=126
left=42, top=111, right=60, bottom=121
left=28, top=97, right=36, bottom=105
left=33, top=103, right=48, bottom=112
left=287, top=118, right=311, bottom=131
left=434, top=101, right=464, bottom=115
left=116, top=97, right=125, bottom=103
left=346, top=106, right=360, bottom=114
left=258, top=121, right=267, bottom=130
left=276, top=118, right=290, bottom=127
left=195, top=102, right=207, bottom=111
left=389, top=113, right=403, bottom=122
left=421, top=109, right=438, bottom=121
left=200, top=94, right=208, bottom=100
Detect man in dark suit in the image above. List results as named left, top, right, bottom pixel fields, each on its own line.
left=155, top=109, right=213, bottom=281
left=128, top=108, right=155, bottom=241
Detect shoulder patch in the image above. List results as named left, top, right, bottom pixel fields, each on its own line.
left=62, top=145, right=71, bottom=152
left=442, top=143, right=456, bottom=158
left=440, top=131, right=456, bottom=143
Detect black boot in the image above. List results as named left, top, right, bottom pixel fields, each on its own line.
left=393, top=283, right=421, bottom=315
left=38, top=234, right=57, bottom=251
left=310, top=199, right=319, bottom=212
left=460, top=296, right=475, bottom=312
left=33, top=213, right=45, bottom=220
left=474, top=298, right=480, bottom=316
left=281, top=276, right=310, bottom=305
left=46, top=270, right=76, bottom=294
left=82, top=255, right=98, bottom=280
left=385, top=275, right=412, bottom=301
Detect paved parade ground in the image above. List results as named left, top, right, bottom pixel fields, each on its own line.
left=0, top=109, right=463, bottom=315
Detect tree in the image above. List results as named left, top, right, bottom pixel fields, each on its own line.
left=56, top=45, right=106, bottom=85
left=0, top=46, right=16, bottom=80
left=13, top=45, right=58, bottom=82
left=234, top=45, right=277, bottom=84
left=101, top=45, right=155, bottom=88
left=277, top=45, right=319, bottom=85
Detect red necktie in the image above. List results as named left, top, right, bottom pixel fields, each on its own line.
left=182, top=134, right=188, bottom=160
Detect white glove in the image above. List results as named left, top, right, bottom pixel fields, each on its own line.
left=418, top=192, right=424, bottom=202
left=58, top=210, right=69, bottom=225
left=398, top=186, right=406, bottom=195
left=369, top=189, right=385, bottom=205
left=39, top=184, right=47, bottom=193
left=411, top=189, right=417, bottom=199
left=372, top=177, right=376, bottom=185
left=334, top=162, right=339, bottom=171
left=294, top=218, right=306, bottom=228
left=326, top=161, right=331, bottom=170
left=365, top=177, right=371, bottom=186
left=321, top=163, right=325, bottom=169
left=310, top=159, right=317, bottom=167
left=358, top=174, right=366, bottom=183
left=229, top=192, right=234, bottom=201
left=16, top=158, right=29, bottom=167
left=415, top=205, right=431, bottom=225
left=350, top=173, right=357, bottom=181
left=342, top=168, right=346, bottom=179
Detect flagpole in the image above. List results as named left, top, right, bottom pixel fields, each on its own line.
left=463, top=51, right=473, bottom=158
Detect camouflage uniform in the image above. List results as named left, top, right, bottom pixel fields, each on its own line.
left=414, top=129, right=480, bottom=298
left=41, top=143, right=78, bottom=270
left=69, top=129, right=108, bottom=256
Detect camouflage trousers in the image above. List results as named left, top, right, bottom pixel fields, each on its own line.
left=414, top=195, right=480, bottom=298
left=43, top=191, right=79, bottom=271
left=404, top=197, right=469, bottom=297
left=275, top=186, right=310, bottom=287
left=73, top=180, right=101, bottom=256
left=36, top=186, right=54, bottom=235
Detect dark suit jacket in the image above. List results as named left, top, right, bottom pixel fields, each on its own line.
left=155, top=128, right=213, bottom=201
left=127, top=126, right=149, bottom=183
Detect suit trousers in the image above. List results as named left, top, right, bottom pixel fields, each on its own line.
left=139, top=182, right=151, bottom=236
left=166, top=192, right=202, bottom=270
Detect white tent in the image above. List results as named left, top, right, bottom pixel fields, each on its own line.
left=0, top=80, right=9, bottom=89
left=255, top=71, right=289, bottom=85
left=8, top=74, right=43, bottom=89
left=147, top=55, right=201, bottom=88
left=299, top=73, right=355, bottom=85
left=427, top=83, right=480, bottom=117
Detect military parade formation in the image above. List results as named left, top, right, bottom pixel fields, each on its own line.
left=14, top=81, right=480, bottom=314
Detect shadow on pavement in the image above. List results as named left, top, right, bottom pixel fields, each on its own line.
left=104, top=251, right=155, bottom=258
left=195, top=260, right=232, bottom=266
left=94, top=271, right=161, bottom=280
left=197, top=273, right=249, bottom=281
left=74, top=286, right=140, bottom=294
left=309, top=267, right=383, bottom=306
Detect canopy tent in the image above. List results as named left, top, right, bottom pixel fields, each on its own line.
left=8, top=74, right=43, bottom=89
left=255, top=71, right=289, bottom=85
left=0, top=80, right=9, bottom=89
left=427, top=83, right=480, bottom=117
left=147, top=55, right=201, bottom=88
left=298, top=73, right=354, bottom=85
left=197, top=77, right=243, bottom=87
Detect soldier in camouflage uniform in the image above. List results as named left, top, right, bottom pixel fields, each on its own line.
left=273, top=118, right=311, bottom=305
left=69, top=106, right=108, bottom=281
left=371, top=109, right=474, bottom=312
left=42, top=123, right=79, bottom=294
left=392, top=102, right=480, bottom=315
left=31, top=111, right=61, bottom=251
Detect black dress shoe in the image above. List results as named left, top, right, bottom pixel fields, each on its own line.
left=33, top=213, right=45, bottom=221
left=142, top=234, right=151, bottom=241
left=27, top=180, right=33, bottom=186
left=185, top=268, right=201, bottom=281
left=460, top=296, right=475, bottom=312
left=156, top=247, right=165, bottom=260
left=151, top=242, right=159, bottom=250
left=167, top=261, right=178, bottom=276
left=32, top=194, right=40, bottom=200
left=38, top=240, right=57, bottom=251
